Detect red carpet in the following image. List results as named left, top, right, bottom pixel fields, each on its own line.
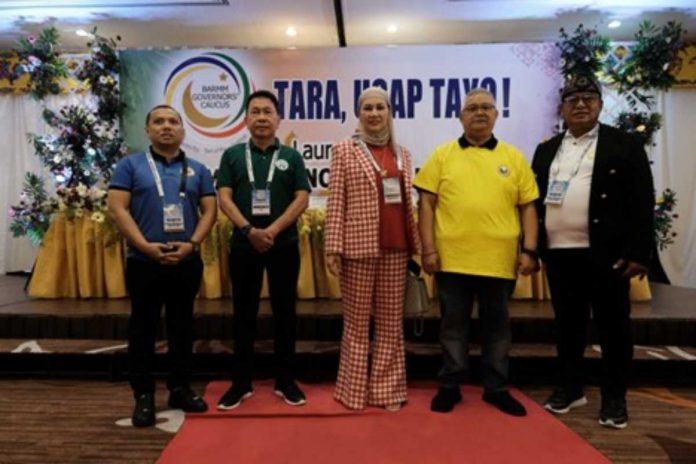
left=157, top=381, right=610, bottom=463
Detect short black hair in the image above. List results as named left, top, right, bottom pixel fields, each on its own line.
left=146, top=105, right=183, bottom=125
left=245, top=90, right=280, bottom=113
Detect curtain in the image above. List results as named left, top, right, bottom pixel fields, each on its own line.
left=653, top=89, right=696, bottom=288
left=0, top=93, right=89, bottom=273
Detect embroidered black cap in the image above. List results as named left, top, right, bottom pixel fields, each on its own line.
left=561, top=74, right=602, bottom=99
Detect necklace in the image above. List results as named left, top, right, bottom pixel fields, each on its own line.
left=369, top=145, right=390, bottom=177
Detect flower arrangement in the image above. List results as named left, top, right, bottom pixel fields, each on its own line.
left=614, top=111, right=662, bottom=146
left=9, top=28, right=127, bottom=245
left=14, top=27, right=68, bottom=99
left=605, top=21, right=686, bottom=107
left=557, top=24, right=610, bottom=79
left=75, top=28, right=125, bottom=123
left=654, top=189, right=678, bottom=251
left=8, top=173, right=58, bottom=245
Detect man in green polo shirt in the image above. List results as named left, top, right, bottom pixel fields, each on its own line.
left=414, top=88, right=539, bottom=417
left=216, top=90, right=311, bottom=410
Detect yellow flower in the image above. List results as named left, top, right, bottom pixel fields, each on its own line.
left=74, top=208, right=84, bottom=218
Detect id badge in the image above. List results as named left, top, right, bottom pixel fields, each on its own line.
left=163, top=203, right=185, bottom=232
left=252, top=188, right=271, bottom=216
left=544, top=180, right=570, bottom=205
left=382, top=177, right=403, bottom=204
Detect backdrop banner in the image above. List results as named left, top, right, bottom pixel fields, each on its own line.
left=119, top=44, right=562, bottom=197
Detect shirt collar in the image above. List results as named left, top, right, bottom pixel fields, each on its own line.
left=563, top=123, right=599, bottom=143
left=458, top=133, right=498, bottom=150
left=250, top=138, right=280, bottom=155
left=149, top=146, right=185, bottom=164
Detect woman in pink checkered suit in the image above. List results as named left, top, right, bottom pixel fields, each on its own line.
left=325, top=87, right=421, bottom=411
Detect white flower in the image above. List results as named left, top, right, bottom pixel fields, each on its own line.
left=91, top=211, right=105, bottom=223
left=74, top=208, right=84, bottom=218
left=99, top=76, right=108, bottom=84
left=76, top=184, right=88, bottom=196
left=663, top=62, right=670, bottom=71
left=53, top=155, right=62, bottom=163
left=665, top=37, right=671, bottom=44
left=636, top=125, right=646, bottom=133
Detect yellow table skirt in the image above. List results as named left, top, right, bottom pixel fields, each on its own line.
left=28, top=211, right=651, bottom=302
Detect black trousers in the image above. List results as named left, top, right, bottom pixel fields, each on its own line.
left=229, top=242, right=300, bottom=386
left=126, top=256, right=203, bottom=396
left=544, top=248, right=633, bottom=400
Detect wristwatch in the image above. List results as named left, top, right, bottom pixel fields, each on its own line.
left=240, top=224, right=253, bottom=236
left=189, top=239, right=201, bottom=253
left=520, top=247, right=538, bottom=259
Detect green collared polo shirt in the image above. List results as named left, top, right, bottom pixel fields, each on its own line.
left=217, top=138, right=311, bottom=249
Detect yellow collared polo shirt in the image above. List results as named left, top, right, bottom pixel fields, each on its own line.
left=413, top=135, right=539, bottom=279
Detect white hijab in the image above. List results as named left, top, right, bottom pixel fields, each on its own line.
left=356, top=86, right=396, bottom=153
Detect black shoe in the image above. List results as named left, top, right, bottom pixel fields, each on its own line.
left=168, top=387, right=208, bottom=413
left=544, top=388, right=587, bottom=414
left=430, top=387, right=462, bottom=413
left=483, top=391, right=527, bottom=417
left=599, top=397, right=628, bottom=429
left=274, top=381, right=307, bottom=406
left=132, top=393, right=156, bottom=427
left=217, top=384, right=254, bottom=410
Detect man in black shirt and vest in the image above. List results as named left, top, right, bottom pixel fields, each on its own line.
left=532, top=74, right=654, bottom=429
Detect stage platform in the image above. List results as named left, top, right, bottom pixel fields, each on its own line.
left=1, top=274, right=694, bottom=383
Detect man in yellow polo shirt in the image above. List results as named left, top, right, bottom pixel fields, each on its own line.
left=414, top=88, right=539, bottom=416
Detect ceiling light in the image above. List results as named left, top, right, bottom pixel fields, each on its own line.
left=608, top=20, right=621, bottom=29
left=387, top=24, right=398, bottom=33
left=286, top=26, right=297, bottom=37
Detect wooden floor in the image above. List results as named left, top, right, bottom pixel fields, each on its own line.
left=0, top=379, right=695, bottom=463
left=1, top=274, right=695, bottom=462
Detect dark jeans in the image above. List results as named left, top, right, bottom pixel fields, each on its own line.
left=544, top=248, right=633, bottom=400
left=435, top=272, right=515, bottom=393
left=126, top=256, right=203, bottom=397
left=229, top=242, right=300, bottom=386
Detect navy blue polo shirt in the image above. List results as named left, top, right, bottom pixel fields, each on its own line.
left=109, top=148, right=216, bottom=260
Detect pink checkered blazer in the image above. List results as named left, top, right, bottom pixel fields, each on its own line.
left=324, top=137, right=421, bottom=259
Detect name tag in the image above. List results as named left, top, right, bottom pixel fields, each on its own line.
left=382, top=177, right=403, bottom=204
left=252, top=188, right=271, bottom=216
left=163, top=203, right=185, bottom=232
left=544, top=180, right=570, bottom=205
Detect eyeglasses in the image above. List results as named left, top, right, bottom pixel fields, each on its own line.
left=463, top=104, right=496, bottom=113
left=563, top=93, right=600, bottom=106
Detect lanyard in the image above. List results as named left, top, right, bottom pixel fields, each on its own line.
left=245, top=141, right=279, bottom=188
left=550, top=135, right=596, bottom=182
left=146, top=149, right=188, bottom=200
left=354, top=137, right=403, bottom=174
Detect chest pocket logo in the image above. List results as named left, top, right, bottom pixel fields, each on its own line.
left=275, top=159, right=290, bottom=171
left=498, top=165, right=510, bottom=177
left=186, top=167, right=196, bottom=177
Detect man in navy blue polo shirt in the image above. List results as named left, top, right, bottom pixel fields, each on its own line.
left=108, top=105, right=217, bottom=427
left=216, top=90, right=311, bottom=410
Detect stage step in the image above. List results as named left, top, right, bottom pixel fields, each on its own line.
left=1, top=312, right=694, bottom=346
left=1, top=339, right=694, bottom=385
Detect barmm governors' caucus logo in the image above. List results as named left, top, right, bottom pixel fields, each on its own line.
left=164, top=52, right=253, bottom=139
